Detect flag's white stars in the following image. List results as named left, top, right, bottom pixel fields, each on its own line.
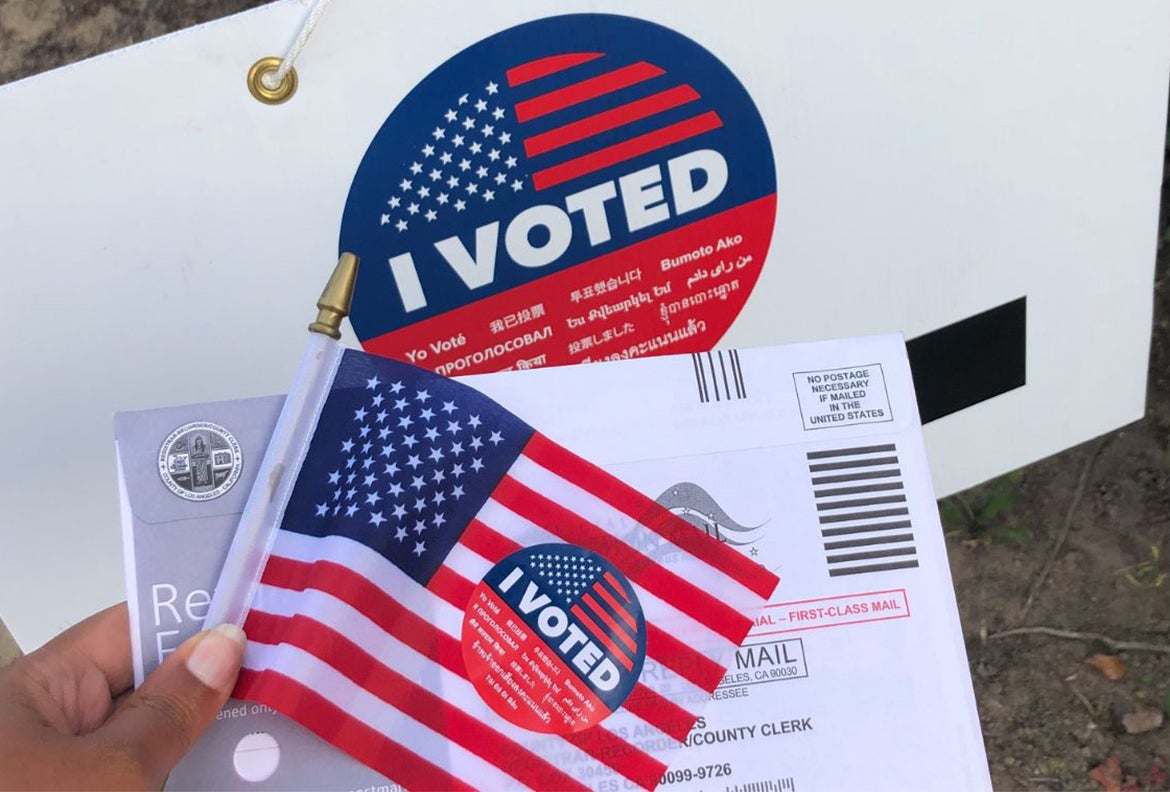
left=505, top=156, right=518, bottom=168
left=369, top=511, right=386, bottom=527
left=440, top=151, right=453, bottom=165
left=462, top=116, right=475, bottom=131
left=388, top=481, right=403, bottom=497
left=432, top=468, right=446, bottom=484
left=436, top=193, right=449, bottom=205
left=366, top=491, right=382, bottom=506
left=342, top=439, right=355, bottom=453
left=432, top=127, right=446, bottom=140
left=384, top=461, right=400, bottom=477
left=416, top=389, right=431, bottom=402
left=361, top=458, right=375, bottom=470
left=346, top=487, right=358, bottom=500
left=428, top=447, right=443, bottom=462
left=328, top=470, right=341, bottom=484
left=407, top=202, right=420, bottom=215
left=444, top=109, right=458, bottom=123
left=470, top=436, right=484, bottom=450
left=380, top=213, right=391, bottom=226
left=398, top=415, right=414, bottom=429
left=475, top=98, right=488, bottom=112
left=419, top=407, right=435, bottom=422
left=410, top=162, right=423, bottom=175
left=476, top=124, right=494, bottom=140
left=451, top=463, right=465, bottom=477
left=498, top=131, right=512, bottom=145
left=372, top=394, right=385, bottom=407
left=432, top=491, right=446, bottom=506
left=488, top=149, right=500, bottom=162
left=363, top=473, right=376, bottom=487
left=423, top=427, right=439, bottom=441
left=512, top=179, right=524, bottom=192
left=429, top=168, right=442, bottom=181
left=315, top=503, right=328, bottom=516
left=447, top=176, right=460, bottom=190
left=333, top=487, right=343, bottom=501
left=390, top=381, right=404, bottom=394
left=392, top=505, right=407, bottom=520
left=470, top=142, right=483, bottom=155
left=468, top=415, right=483, bottom=429
left=395, top=526, right=408, bottom=541
left=492, top=107, right=505, bottom=120
left=476, top=165, right=489, bottom=179
left=332, top=503, right=342, bottom=515
left=380, top=443, right=394, bottom=457
left=422, top=144, right=435, bottom=157
left=413, top=541, right=427, bottom=558
left=425, top=209, right=437, bottom=222
left=378, top=427, right=391, bottom=440
left=410, top=475, right=425, bottom=490
left=388, top=196, right=401, bottom=208
left=452, top=134, right=465, bottom=148
left=450, top=441, right=464, bottom=456
left=441, top=400, right=457, bottom=414
left=400, top=178, right=413, bottom=191
left=446, top=420, right=460, bottom=434
left=396, top=219, right=408, bottom=232
left=433, top=513, right=447, bottom=528
left=471, top=458, right=485, bottom=472
left=354, top=407, right=368, bottom=421
left=345, top=458, right=357, bottom=470
left=454, top=199, right=467, bottom=212
left=405, top=449, right=421, bottom=463
left=418, top=186, right=431, bottom=199
left=494, top=173, right=507, bottom=185
left=483, top=189, right=495, bottom=202
left=346, top=504, right=360, bottom=517
left=486, top=81, right=499, bottom=95
left=359, top=426, right=371, bottom=439
left=413, top=499, right=427, bottom=514
left=452, top=484, right=465, bottom=499
left=458, top=93, right=469, bottom=105
left=402, top=436, right=419, bottom=450
left=466, top=182, right=478, bottom=194
left=458, top=159, right=471, bottom=172
left=394, top=397, right=409, bottom=410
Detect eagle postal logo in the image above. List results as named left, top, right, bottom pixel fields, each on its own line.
left=340, top=14, right=777, bottom=375
left=462, top=543, right=647, bottom=734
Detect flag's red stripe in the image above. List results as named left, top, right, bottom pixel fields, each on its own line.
left=494, top=474, right=753, bottom=644
left=515, top=62, right=665, bottom=123
left=262, top=555, right=464, bottom=676
left=236, top=668, right=473, bottom=791
left=461, top=518, right=522, bottom=560
left=562, top=727, right=668, bottom=790
left=581, top=592, right=638, bottom=653
left=646, top=623, right=725, bottom=693
left=569, top=603, right=635, bottom=671
left=621, top=682, right=696, bottom=743
left=264, top=553, right=689, bottom=775
left=507, top=52, right=604, bottom=87
left=530, top=110, right=723, bottom=191
left=243, top=611, right=589, bottom=791
left=524, top=84, right=700, bottom=157
left=524, top=433, right=779, bottom=599
left=603, top=571, right=632, bottom=602
left=594, top=580, right=638, bottom=630
left=426, top=564, right=476, bottom=608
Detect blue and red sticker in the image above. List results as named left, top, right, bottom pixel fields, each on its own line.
left=340, top=13, right=776, bottom=374
left=462, top=543, right=646, bottom=733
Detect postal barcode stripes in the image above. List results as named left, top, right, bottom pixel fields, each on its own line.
left=691, top=350, right=746, bottom=403
left=807, top=444, right=919, bottom=577
left=727, top=777, right=796, bottom=792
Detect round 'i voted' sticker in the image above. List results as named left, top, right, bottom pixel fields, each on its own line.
left=462, top=543, right=647, bottom=734
left=340, top=13, right=777, bottom=375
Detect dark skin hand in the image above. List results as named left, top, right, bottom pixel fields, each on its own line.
left=0, top=603, right=245, bottom=790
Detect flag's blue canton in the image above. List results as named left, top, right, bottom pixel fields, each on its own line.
left=529, top=551, right=602, bottom=604
left=282, top=350, right=533, bottom=584
left=378, top=80, right=527, bottom=237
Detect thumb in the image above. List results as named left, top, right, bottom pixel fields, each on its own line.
left=97, top=624, right=246, bottom=788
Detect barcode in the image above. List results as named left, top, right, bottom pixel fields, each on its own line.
left=691, top=350, right=746, bottom=403
left=727, top=777, right=796, bottom=792
left=807, top=444, right=919, bottom=577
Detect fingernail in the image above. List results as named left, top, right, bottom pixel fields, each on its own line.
left=186, top=623, right=247, bottom=690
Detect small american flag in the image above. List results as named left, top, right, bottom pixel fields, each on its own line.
left=232, top=349, right=777, bottom=790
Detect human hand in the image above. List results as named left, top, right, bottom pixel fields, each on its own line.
left=0, top=603, right=245, bottom=790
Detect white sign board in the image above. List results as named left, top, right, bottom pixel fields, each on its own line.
left=1, top=0, right=1166, bottom=649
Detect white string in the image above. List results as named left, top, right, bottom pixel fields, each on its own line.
left=261, top=0, right=334, bottom=90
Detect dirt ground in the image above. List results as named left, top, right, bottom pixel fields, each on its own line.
left=1, top=3, right=1167, bottom=790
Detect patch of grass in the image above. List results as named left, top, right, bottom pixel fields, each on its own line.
left=939, top=472, right=1031, bottom=545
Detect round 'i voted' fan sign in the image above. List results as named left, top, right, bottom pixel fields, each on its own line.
left=340, top=13, right=776, bottom=375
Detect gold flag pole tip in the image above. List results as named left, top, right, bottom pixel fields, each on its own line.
left=309, top=253, right=360, bottom=339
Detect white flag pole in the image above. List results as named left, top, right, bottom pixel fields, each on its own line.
left=206, top=253, right=359, bottom=628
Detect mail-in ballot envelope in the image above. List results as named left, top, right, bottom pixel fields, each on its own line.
left=119, top=335, right=990, bottom=790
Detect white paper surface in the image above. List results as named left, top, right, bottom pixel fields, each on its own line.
left=118, top=335, right=990, bottom=790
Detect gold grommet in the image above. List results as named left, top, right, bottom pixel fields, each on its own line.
left=247, top=56, right=298, bottom=105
